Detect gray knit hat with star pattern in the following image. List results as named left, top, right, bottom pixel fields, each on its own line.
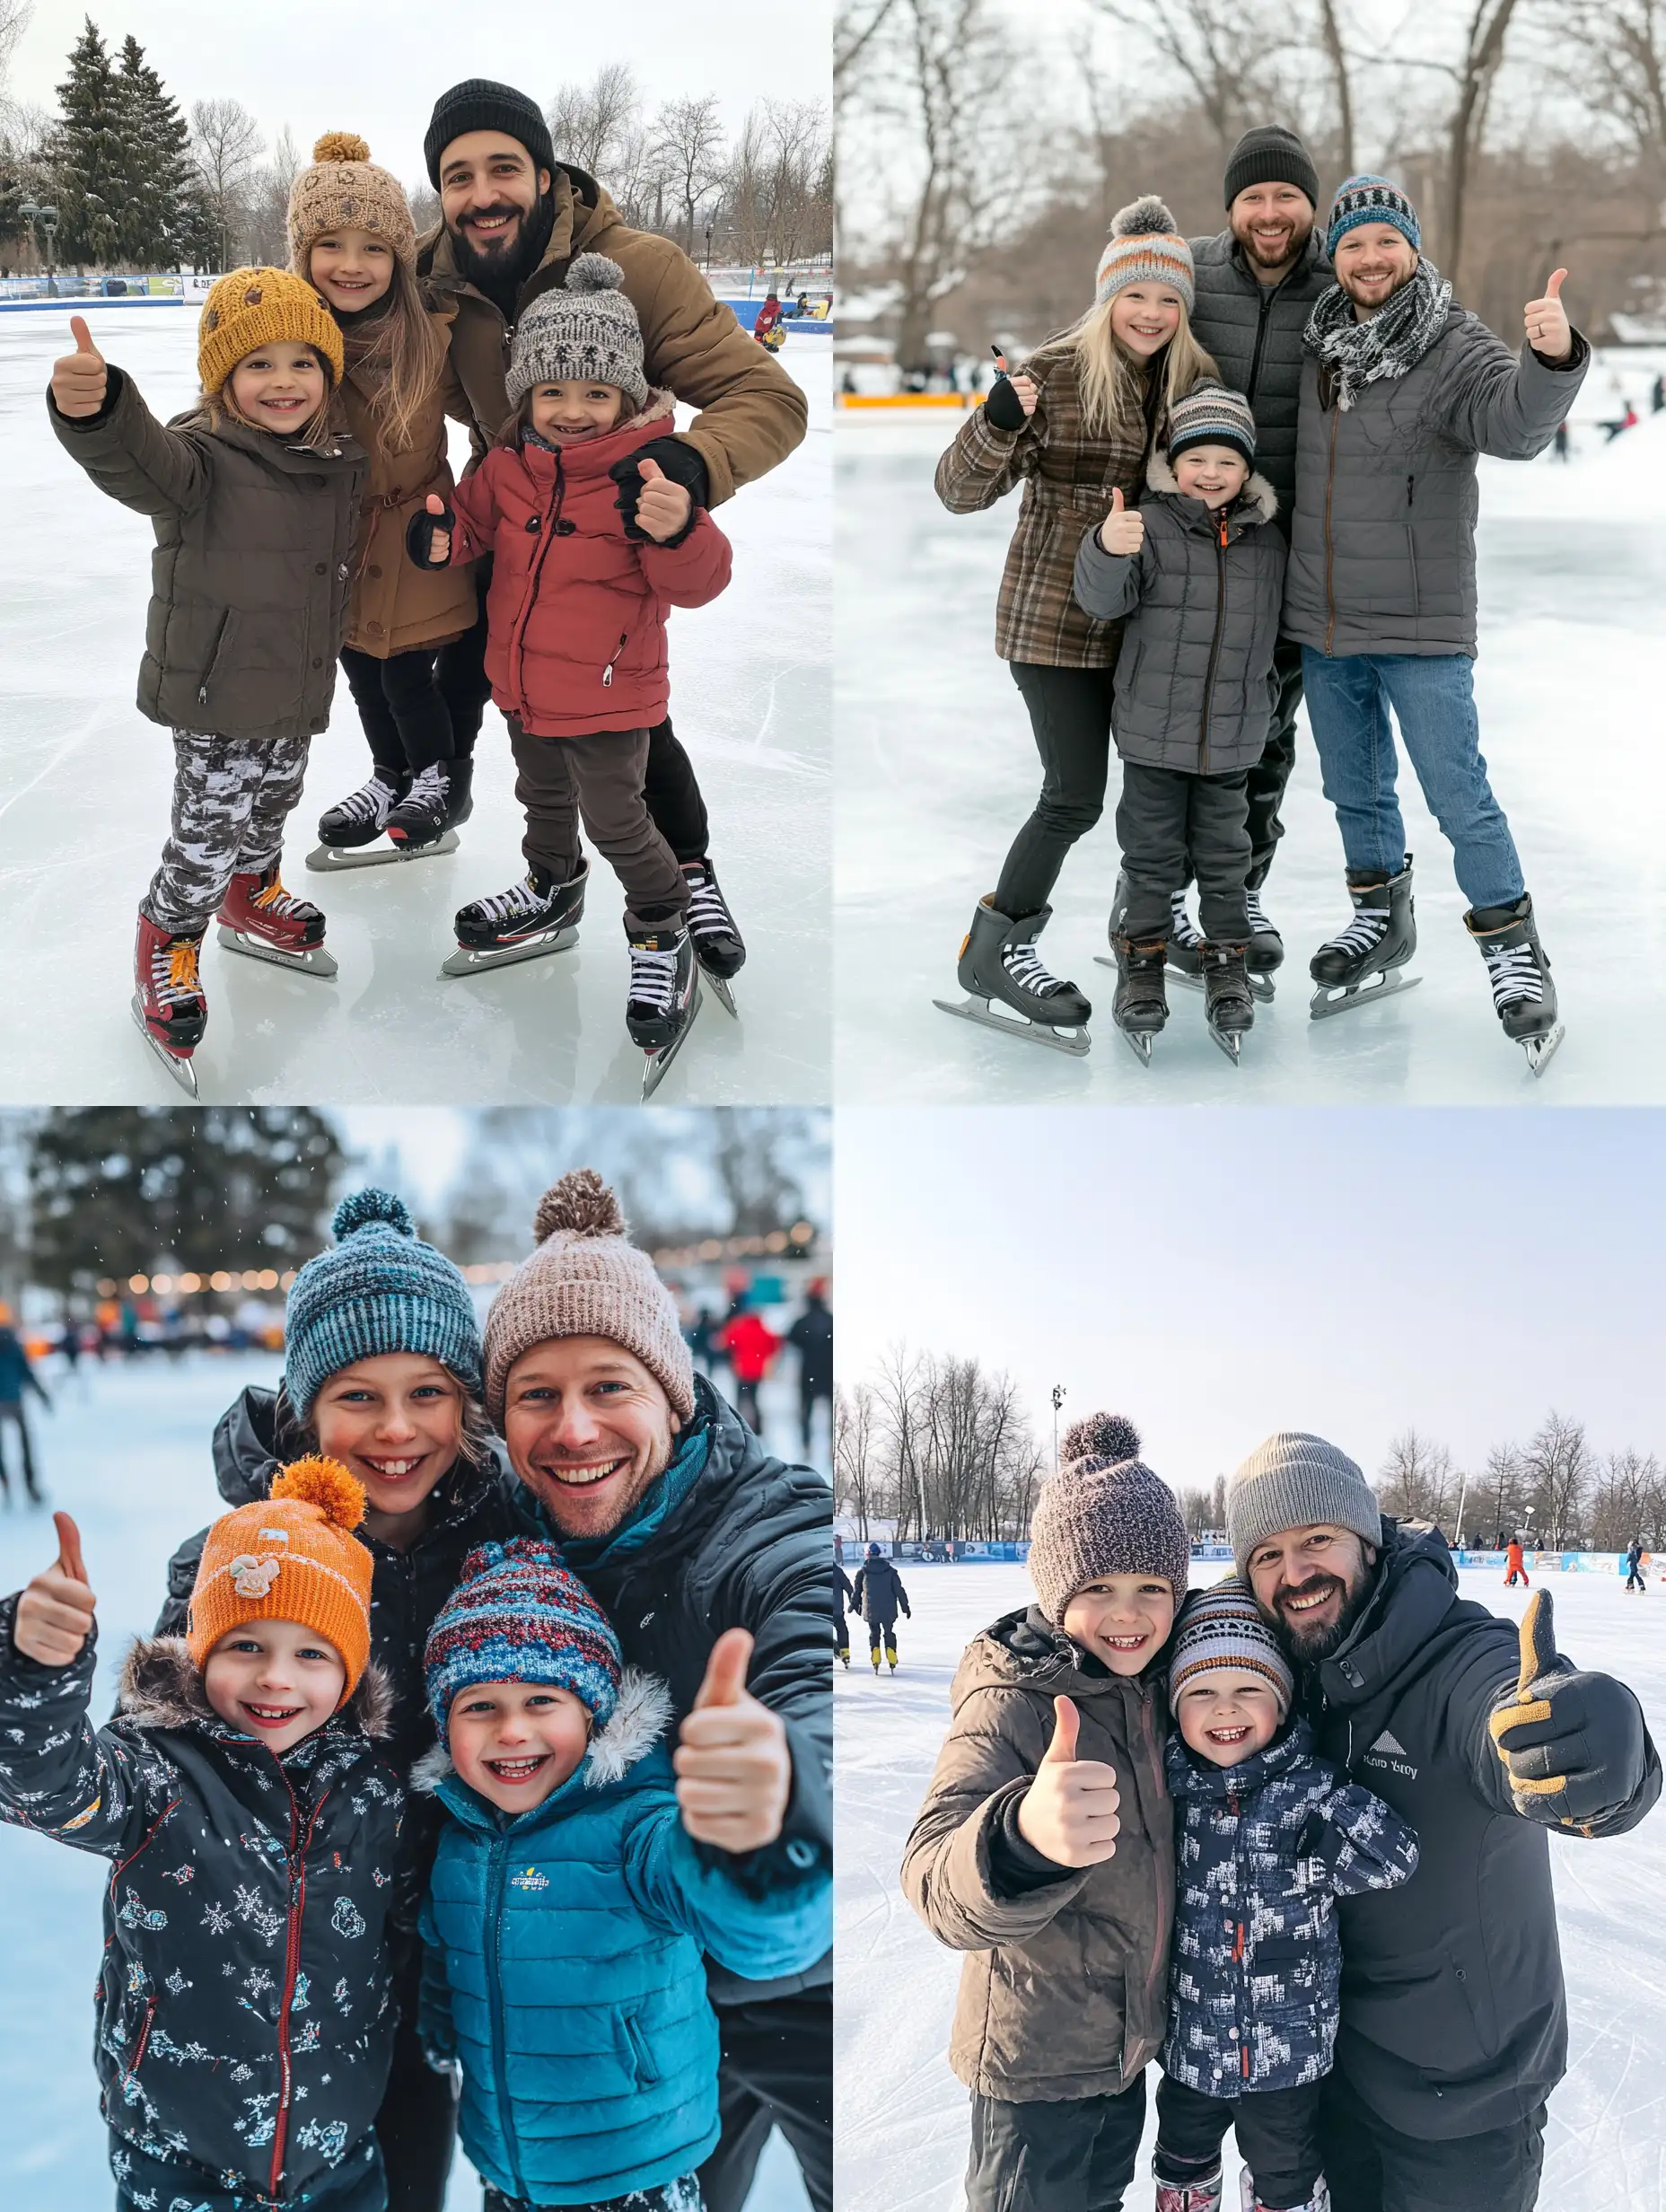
left=506, top=253, right=647, bottom=411
left=1028, top=1413, right=1191, bottom=1625
left=1225, top=1431, right=1383, bottom=1578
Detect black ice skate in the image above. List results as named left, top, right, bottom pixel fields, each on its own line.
left=1309, top=857, right=1421, bottom=1019
left=934, top=897, right=1091, bottom=1056
left=384, top=761, right=463, bottom=855
left=443, top=860, right=588, bottom=978
left=306, top=769, right=427, bottom=871
left=1106, top=934, right=1168, bottom=1066
left=627, top=921, right=702, bottom=1099
left=680, top=858, right=744, bottom=1017
left=1199, top=941, right=1254, bottom=1063
left=1167, top=888, right=1276, bottom=1002
left=1466, top=894, right=1564, bottom=1077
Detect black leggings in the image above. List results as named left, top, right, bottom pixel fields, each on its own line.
left=993, top=662, right=1119, bottom=919
left=339, top=645, right=456, bottom=777
left=1156, top=2071, right=1323, bottom=2210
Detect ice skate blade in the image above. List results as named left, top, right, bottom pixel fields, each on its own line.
left=933, top=995, right=1091, bottom=1058
left=1308, top=971, right=1421, bottom=1022
left=305, top=830, right=459, bottom=872
left=1209, top=1025, right=1245, bottom=1065
left=215, top=927, right=338, bottom=979
left=1116, top=1025, right=1154, bottom=1067
left=440, top=925, right=579, bottom=979
left=130, top=996, right=198, bottom=1096
left=1521, top=1023, right=1565, bottom=1078
left=640, top=979, right=703, bottom=1100
left=701, top=969, right=739, bottom=1018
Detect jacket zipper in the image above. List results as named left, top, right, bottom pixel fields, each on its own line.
left=1323, top=398, right=1340, bottom=655
left=602, top=632, right=628, bottom=688
left=197, top=610, right=232, bottom=706
left=486, top=1838, right=527, bottom=2200
left=1137, top=1693, right=1170, bottom=2032
left=1246, top=285, right=1276, bottom=408
left=508, top=461, right=566, bottom=711
left=127, top=1995, right=157, bottom=2085
left=267, top=1774, right=327, bottom=2199
left=1198, top=513, right=1230, bottom=771
left=1226, top=1785, right=1250, bottom=2084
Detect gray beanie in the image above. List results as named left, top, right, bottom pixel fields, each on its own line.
left=1029, top=1412, right=1191, bottom=1626
left=1167, top=380, right=1257, bottom=466
left=1225, top=1431, right=1383, bottom=1578
left=507, top=252, right=647, bottom=412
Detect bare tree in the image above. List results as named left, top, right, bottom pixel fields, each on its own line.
left=1482, top=1440, right=1528, bottom=1542
left=548, top=62, right=644, bottom=181
left=1090, top=0, right=1307, bottom=150
left=1440, top=0, right=1526, bottom=290
left=837, top=0, right=905, bottom=101
left=1377, top=1426, right=1461, bottom=1528
left=1316, top=0, right=1356, bottom=174
left=190, top=97, right=264, bottom=269
left=1523, top=1409, right=1592, bottom=1547
left=835, top=1382, right=881, bottom=1537
left=242, top=125, right=303, bottom=269
left=650, top=93, right=726, bottom=256
left=1588, top=1446, right=1662, bottom=1549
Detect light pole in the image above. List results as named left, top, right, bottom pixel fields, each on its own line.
left=18, top=201, right=60, bottom=296
left=1051, top=1383, right=1065, bottom=1474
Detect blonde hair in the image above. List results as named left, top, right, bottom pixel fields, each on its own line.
left=318, top=256, right=450, bottom=457
left=1067, top=293, right=1219, bottom=444
left=204, top=344, right=338, bottom=452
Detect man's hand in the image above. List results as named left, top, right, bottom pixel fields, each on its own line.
left=51, top=316, right=108, bottom=419
left=674, top=1627, right=792, bottom=1853
left=1015, top=1694, right=1121, bottom=1867
left=1097, top=487, right=1144, bottom=557
left=13, top=1512, right=97, bottom=1666
left=406, top=493, right=454, bottom=568
left=1525, top=268, right=1573, bottom=364
left=634, top=456, right=694, bottom=544
left=1488, top=1589, right=1647, bottom=1829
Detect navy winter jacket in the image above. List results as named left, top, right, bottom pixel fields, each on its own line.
left=1164, top=1716, right=1418, bottom=2097
left=851, top=1557, right=909, bottom=1625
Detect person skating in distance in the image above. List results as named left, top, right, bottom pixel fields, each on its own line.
left=851, top=1541, right=911, bottom=1672
left=835, top=1555, right=855, bottom=1667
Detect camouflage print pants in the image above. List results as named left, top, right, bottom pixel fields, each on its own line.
left=143, top=731, right=312, bottom=935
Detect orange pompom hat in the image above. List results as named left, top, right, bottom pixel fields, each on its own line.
left=186, top=1456, right=373, bottom=1698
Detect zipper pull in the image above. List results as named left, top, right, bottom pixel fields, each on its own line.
left=601, top=665, right=612, bottom=688
left=197, top=684, right=208, bottom=704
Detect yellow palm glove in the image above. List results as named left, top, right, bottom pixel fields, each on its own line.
left=1487, top=1589, right=1645, bottom=1831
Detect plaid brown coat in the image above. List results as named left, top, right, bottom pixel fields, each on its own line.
left=934, top=336, right=1154, bottom=667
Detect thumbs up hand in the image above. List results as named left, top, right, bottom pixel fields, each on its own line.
left=406, top=490, right=455, bottom=569
left=51, top=315, right=109, bottom=418
left=673, top=1627, right=792, bottom=1851
left=13, top=1513, right=99, bottom=1665
left=1487, top=1588, right=1648, bottom=1829
left=634, top=454, right=694, bottom=544
left=1015, top=1695, right=1121, bottom=1867
left=1098, top=485, right=1145, bottom=557
left=982, top=361, right=1039, bottom=433
left=1525, top=267, right=1573, bottom=363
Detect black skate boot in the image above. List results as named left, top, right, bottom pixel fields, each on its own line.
left=1243, top=883, right=1284, bottom=993
left=442, top=754, right=474, bottom=831
left=1309, top=856, right=1420, bottom=1020
left=627, top=920, right=702, bottom=1098
left=1200, top=941, right=1254, bottom=1062
left=1466, top=894, right=1563, bottom=1076
left=308, top=767, right=410, bottom=868
left=385, top=761, right=461, bottom=853
left=680, top=858, right=744, bottom=1016
left=1108, top=934, right=1168, bottom=1066
left=934, top=897, right=1091, bottom=1055
left=443, top=859, right=587, bottom=977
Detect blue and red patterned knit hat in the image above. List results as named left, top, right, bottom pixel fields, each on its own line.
left=1326, top=174, right=1420, bottom=259
left=424, top=1538, right=623, bottom=1742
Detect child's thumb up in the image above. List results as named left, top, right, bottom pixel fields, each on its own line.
left=639, top=458, right=665, bottom=484
left=54, top=1511, right=90, bottom=1585
left=1109, top=487, right=1125, bottom=513
left=425, top=494, right=446, bottom=515
left=1041, top=1693, right=1080, bottom=1765
left=70, top=315, right=101, bottom=358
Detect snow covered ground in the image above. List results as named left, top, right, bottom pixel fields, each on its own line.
left=0, top=1351, right=814, bottom=2210
left=835, top=1559, right=1666, bottom=2211
left=0, top=308, right=829, bottom=1105
left=836, top=348, right=1666, bottom=1103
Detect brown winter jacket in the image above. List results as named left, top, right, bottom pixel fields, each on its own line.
left=416, top=166, right=806, bottom=505
left=48, top=366, right=364, bottom=741
left=900, top=1604, right=1175, bottom=2102
left=934, top=336, right=1155, bottom=667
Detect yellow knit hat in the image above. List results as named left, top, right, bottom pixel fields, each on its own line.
left=288, top=131, right=416, bottom=275
left=197, top=266, right=345, bottom=399
left=186, top=1456, right=373, bottom=1698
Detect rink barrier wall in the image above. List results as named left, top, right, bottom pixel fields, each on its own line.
left=836, top=1543, right=1654, bottom=1574
left=1457, top=1549, right=1649, bottom=1573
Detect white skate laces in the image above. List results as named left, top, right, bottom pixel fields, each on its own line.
left=469, top=874, right=553, bottom=927
left=336, top=774, right=401, bottom=829
left=1003, top=938, right=1070, bottom=997
left=253, top=875, right=317, bottom=922
left=682, top=869, right=730, bottom=938
left=403, top=763, right=447, bottom=807
left=1169, top=890, right=1205, bottom=950
left=1244, top=888, right=1273, bottom=933
left=1322, top=904, right=1388, bottom=959
left=1482, top=938, right=1544, bottom=1009
left=629, top=935, right=682, bottom=1013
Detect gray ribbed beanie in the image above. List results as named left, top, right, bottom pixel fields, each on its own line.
left=1167, top=380, right=1257, bottom=466
left=507, top=252, right=647, bottom=411
left=1225, top=1431, right=1383, bottom=1578
left=1029, top=1413, right=1191, bottom=1625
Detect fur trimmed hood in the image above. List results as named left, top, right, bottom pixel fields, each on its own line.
left=117, top=1633, right=396, bottom=1741
left=1146, top=444, right=1277, bottom=522
left=409, top=1664, right=672, bottom=1798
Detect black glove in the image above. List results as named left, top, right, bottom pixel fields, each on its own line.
left=609, top=436, right=708, bottom=544
left=1487, top=1589, right=1648, bottom=1829
left=405, top=500, right=455, bottom=569
left=982, top=369, right=1028, bottom=433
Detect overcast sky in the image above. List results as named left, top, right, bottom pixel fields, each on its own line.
left=836, top=1110, right=1666, bottom=1490
left=8, top=1, right=830, bottom=182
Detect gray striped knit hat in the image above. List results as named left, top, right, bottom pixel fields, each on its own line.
left=1095, top=196, right=1196, bottom=312
left=1029, top=1413, right=1191, bottom=1625
left=1169, top=1576, right=1294, bottom=1714
left=1168, top=380, right=1257, bottom=465
left=1226, top=1431, right=1383, bottom=1578
left=506, top=253, right=647, bottom=411
left=284, top=1189, right=483, bottom=1419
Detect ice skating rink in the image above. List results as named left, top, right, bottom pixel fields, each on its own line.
left=0, top=308, right=829, bottom=1105
left=0, top=1351, right=814, bottom=2211
left=836, top=1558, right=1666, bottom=2212
left=837, top=357, right=1666, bottom=1103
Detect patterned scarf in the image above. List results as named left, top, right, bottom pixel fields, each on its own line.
left=1303, top=259, right=1454, bottom=409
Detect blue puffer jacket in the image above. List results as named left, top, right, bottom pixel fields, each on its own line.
left=1164, top=1717, right=1419, bottom=2097
left=416, top=1669, right=829, bottom=2207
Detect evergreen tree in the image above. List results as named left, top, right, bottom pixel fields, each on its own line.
left=48, top=17, right=126, bottom=268
left=114, top=34, right=196, bottom=269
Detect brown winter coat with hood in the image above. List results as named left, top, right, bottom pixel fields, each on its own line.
left=416, top=165, right=806, bottom=503
left=901, top=1604, right=1175, bottom=2102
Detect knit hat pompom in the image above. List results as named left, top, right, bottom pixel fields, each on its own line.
left=534, top=1169, right=625, bottom=1244
left=1062, top=1411, right=1141, bottom=1468
left=312, top=131, right=371, bottom=164
left=567, top=252, right=626, bottom=296
left=1112, top=194, right=1179, bottom=239
left=333, top=1187, right=416, bottom=1242
left=270, top=1454, right=367, bottom=1533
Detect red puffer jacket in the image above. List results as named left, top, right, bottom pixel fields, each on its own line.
left=448, top=390, right=732, bottom=737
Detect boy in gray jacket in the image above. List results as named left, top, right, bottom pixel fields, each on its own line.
left=1074, top=382, right=1285, bottom=1063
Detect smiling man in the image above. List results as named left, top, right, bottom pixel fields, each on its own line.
left=1226, top=1432, right=1660, bottom=2212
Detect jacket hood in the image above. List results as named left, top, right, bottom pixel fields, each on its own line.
left=954, top=1603, right=1163, bottom=1702
left=512, top=385, right=678, bottom=477
left=117, top=1633, right=396, bottom=1741
left=409, top=1665, right=671, bottom=1806
left=1146, top=446, right=1278, bottom=524
left=160, top=400, right=362, bottom=473
left=1165, top=1711, right=1315, bottom=1800
left=1310, top=1519, right=1460, bottom=1712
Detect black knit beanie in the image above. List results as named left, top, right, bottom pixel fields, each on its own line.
left=425, top=79, right=557, bottom=189
left=1223, top=126, right=1319, bottom=214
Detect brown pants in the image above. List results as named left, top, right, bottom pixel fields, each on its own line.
left=509, top=718, right=687, bottom=927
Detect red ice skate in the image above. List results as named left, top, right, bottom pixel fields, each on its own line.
left=132, top=908, right=206, bottom=1094
left=215, top=865, right=338, bottom=978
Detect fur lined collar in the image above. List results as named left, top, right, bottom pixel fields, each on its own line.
left=1145, top=447, right=1278, bottom=522
left=410, top=1665, right=672, bottom=1797
left=118, top=1635, right=396, bottom=1741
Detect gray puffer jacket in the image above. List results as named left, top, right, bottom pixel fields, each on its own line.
left=1188, top=229, right=1332, bottom=536
left=1285, top=303, right=1588, bottom=659
left=1074, top=452, right=1285, bottom=776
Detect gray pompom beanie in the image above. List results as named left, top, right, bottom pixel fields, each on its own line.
left=1028, top=1412, right=1191, bottom=1625
left=1225, top=1431, right=1383, bottom=1578
left=506, top=252, right=647, bottom=411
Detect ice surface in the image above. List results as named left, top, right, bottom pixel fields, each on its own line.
left=835, top=1559, right=1666, bottom=2210
left=0, top=310, right=829, bottom=1105
left=0, top=1350, right=814, bottom=2210
left=835, top=351, right=1666, bottom=1102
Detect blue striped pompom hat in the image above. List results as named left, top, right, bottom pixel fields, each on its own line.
left=284, top=1188, right=484, bottom=1419
left=1326, top=174, right=1420, bottom=259
left=425, top=1539, right=624, bottom=1741
left=1167, top=381, right=1258, bottom=466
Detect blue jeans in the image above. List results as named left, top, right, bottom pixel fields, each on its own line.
left=1301, top=650, right=1525, bottom=909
